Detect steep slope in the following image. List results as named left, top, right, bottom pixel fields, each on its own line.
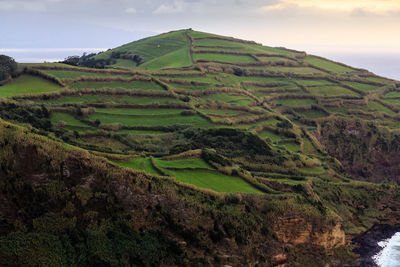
left=0, top=118, right=398, bottom=266
left=95, top=29, right=192, bottom=70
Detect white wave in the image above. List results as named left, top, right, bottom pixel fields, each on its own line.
left=373, top=232, right=400, bottom=267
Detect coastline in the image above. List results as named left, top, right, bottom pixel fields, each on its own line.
left=352, top=224, right=400, bottom=267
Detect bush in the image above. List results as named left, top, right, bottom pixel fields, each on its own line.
left=181, top=110, right=196, bottom=116
left=0, top=55, right=18, bottom=82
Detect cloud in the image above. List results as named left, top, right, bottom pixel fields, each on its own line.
left=152, top=0, right=185, bottom=14
left=125, top=7, right=136, bottom=14
left=23, top=2, right=47, bottom=12
left=280, top=0, right=400, bottom=14
left=0, top=2, right=13, bottom=10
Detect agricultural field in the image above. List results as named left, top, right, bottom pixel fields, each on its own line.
left=202, top=93, right=254, bottom=105
left=342, top=81, right=381, bottom=92
left=308, top=85, right=359, bottom=97
left=1, top=29, right=398, bottom=196
left=0, top=74, right=62, bottom=97
left=193, top=53, right=257, bottom=63
left=41, top=69, right=132, bottom=79
left=154, top=157, right=214, bottom=170
left=41, top=95, right=180, bottom=105
left=275, top=98, right=316, bottom=107
left=303, top=56, right=355, bottom=73
left=50, top=112, right=94, bottom=131
left=67, top=80, right=165, bottom=90
left=163, top=169, right=264, bottom=193
left=113, top=157, right=162, bottom=175
left=86, top=109, right=214, bottom=127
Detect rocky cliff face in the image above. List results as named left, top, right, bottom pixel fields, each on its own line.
left=318, top=118, right=400, bottom=184
left=273, top=217, right=345, bottom=249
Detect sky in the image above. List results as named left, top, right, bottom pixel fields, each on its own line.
left=1, top=0, right=400, bottom=79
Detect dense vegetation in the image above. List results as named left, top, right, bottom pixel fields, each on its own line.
left=0, top=29, right=399, bottom=266
left=0, top=55, right=17, bottom=83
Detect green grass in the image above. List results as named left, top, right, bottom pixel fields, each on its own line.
left=265, top=66, right=324, bottom=75
left=88, top=110, right=214, bottom=127
left=203, top=93, right=253, bottom=105
left=164, top=169, right=264, bottom=193
left=158, top=75, right=220, bottom=85
left=96, top=30, right=189, bottom=65
left=154, top=158, right=214, bottom=170
left=117, top=129, right=167, bottom=135
left=299, top=166, right=325, bottom=175
left=50, top=112, right=92, bottom=128
left=296, top=109, right=328, bottom=118
left=283, top=142, right=300, bottom=152
left=342, top=81, right=380, bottom=92
left=95, top=108, right=184, bottom=116
left=167, top=82, right=211, bottom=90
left=367, top=76, right=393, bottom=84
left=383, top=91, right=400, bottom=98
left=275, top=98, right=316, bottom=107
left=258, top=130, right=283, bottom=142
left=193, top=38, right=297, bottom=56
left=42, top=70, right=131, bottom=79
left=201, top=109, right=243, bottom=116
left=41, top=96, right=180, bottom=105
left=302, top=139, right=318, bottom=155
left=361, top=101, right=396, bottom=115
left=113, top=157, right=161, bottom=175
left=141, top=47, right=192, bottom=70
left=293, top=79, right=333, bottom=86
left=383, top=98, right=400, bottom=106
left=67, top=81, right=164, bottom=90
left=0, top=75, right=62, bottom=97
left=188, top=30, right=219, bottom=39
left=257, top=56, right=296, bottom=63
left=303, top=56, right=354, bottom=73
left=193, top=53, right=257, bottom=63
left=308, top=85, right=359, bottom=97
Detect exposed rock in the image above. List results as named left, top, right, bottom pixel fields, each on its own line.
left=272, top=253, right=287, bottom=266
left=273, top=217, right=345, bottom=249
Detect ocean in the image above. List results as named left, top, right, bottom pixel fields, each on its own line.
left=0, top=48, right=107, bottom=63
left=320, top=53, right=400, bottom=81
left=373, top=232, right=400, bottom=267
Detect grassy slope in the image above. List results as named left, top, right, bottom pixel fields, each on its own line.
left=0, top=74, right=62, bottom=97
left=95, top=30, right=191, bottom=69
left=164, top=169, right=264, bottom=193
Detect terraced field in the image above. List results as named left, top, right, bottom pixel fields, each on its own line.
left=1, top=29, right=399, bottom=195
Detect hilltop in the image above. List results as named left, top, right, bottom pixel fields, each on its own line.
left=0, top=29, right=399, bottom=266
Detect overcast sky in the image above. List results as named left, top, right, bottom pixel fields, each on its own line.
left=1, top=0, right=400, bottom=78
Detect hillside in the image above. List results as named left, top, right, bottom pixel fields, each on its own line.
left=0, top=29, right=399, bottom=266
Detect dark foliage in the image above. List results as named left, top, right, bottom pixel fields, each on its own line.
left=0, top=55, right=18, bottom=82
left=0, top=103, right=51, bottom=131
left=173, top=128, right=274, bottom=159
left=111, top=51, right=143, bottom=66
left=61, top=53, right=115, bottom=69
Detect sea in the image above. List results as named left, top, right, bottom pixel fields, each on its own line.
left=0, top=48, right=107, bottom=63
left=373, top=232, right=400, bottom=267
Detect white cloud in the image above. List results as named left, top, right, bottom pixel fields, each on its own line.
left=125, top=7, right=136, bottom=14
left=23, top=2, right=47, bottom=12
left=153, top=0, right=185, bottom=14
left=0, top=2, right=14, bottom=10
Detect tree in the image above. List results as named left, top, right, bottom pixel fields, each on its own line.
left=0, top=55, right=17, bottom=82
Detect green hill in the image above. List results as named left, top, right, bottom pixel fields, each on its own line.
left=0, top=29, right=399, bottom=266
